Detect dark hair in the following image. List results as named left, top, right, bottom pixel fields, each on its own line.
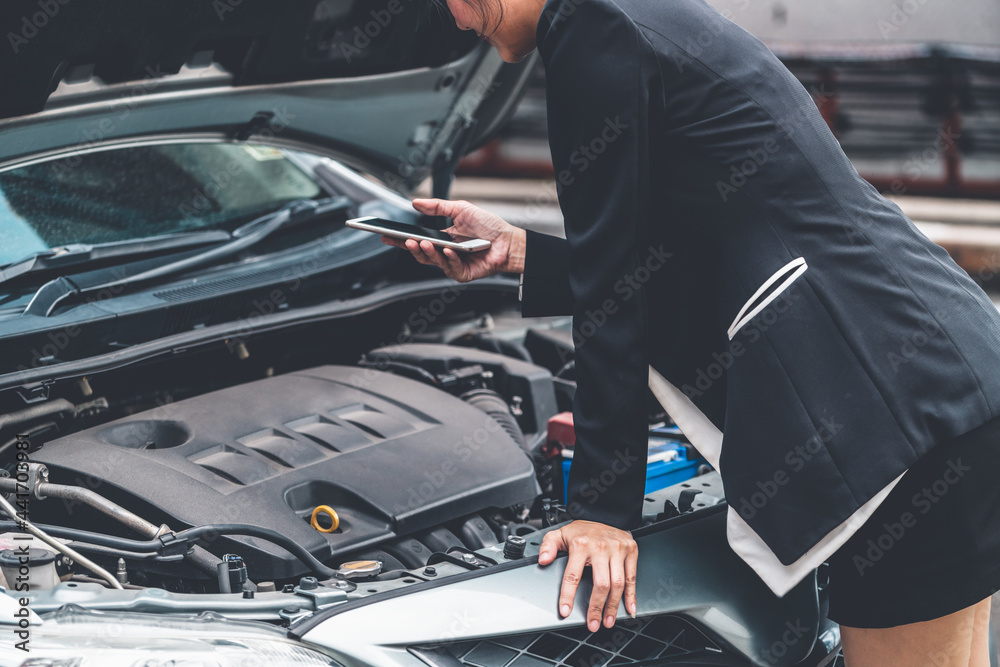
left=427, top=0, right=504, bottom=38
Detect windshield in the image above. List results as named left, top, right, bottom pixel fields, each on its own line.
left=0, top=143, right=322, bottom=265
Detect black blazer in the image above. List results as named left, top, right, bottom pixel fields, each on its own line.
left=522, top=0, right=1000, bottom=569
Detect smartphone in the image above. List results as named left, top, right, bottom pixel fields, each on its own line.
left=346, top=216, right=491, bottom=253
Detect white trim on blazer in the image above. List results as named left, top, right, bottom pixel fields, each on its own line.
left=647, top=365, right=906, bottom=597
left=727, top=257, right=809, bottom=341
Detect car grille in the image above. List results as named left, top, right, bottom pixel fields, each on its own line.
left=410, top=615, right=722, bottom=667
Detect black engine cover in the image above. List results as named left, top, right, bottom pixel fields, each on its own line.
left=35, top=366, right=539, bottom=579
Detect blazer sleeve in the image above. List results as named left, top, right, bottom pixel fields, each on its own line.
left=521, top=229, right=572, bottom=317
left=537, top=0, right=655, bottom=530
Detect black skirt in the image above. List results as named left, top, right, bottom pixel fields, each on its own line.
left=824, top=412, right=1000, bottom=628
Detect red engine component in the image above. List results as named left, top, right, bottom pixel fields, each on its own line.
left=544, top=411, right=575, bottom=460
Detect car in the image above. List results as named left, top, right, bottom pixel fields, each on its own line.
left=0, top=1, right=843, bottom=665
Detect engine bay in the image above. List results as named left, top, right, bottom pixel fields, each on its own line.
left=0, top=302, right=587, bottom=599
left=0, top=297, right=719, bottom=626
left=0, top=298, right=809, bottom=667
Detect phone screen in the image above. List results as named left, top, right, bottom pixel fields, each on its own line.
left=357, top=218, right=456, bottom=242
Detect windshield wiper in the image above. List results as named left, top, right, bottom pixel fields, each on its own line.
left=0, top=230, right=232, bottom=286
left=21, top=195, right=353, bottom=317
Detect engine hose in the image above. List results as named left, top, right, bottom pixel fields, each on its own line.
left=0, top=400, right=78, bottom=459
left=171, top=524, right=337, bottom=580
left=0, top=399, right=76, bottom=434
left=67, top=541, right=175, bottom=561
left=0, top=520, right=163, bottom=551
left=186, top=544, right=225, bottom=578
left=460, top=388, right=528, bottom=453
left=0, top=498, right=123, bottom=589
left=0, top=520, right=337, bottom=580
left=0, top=473, right=223, bottom=579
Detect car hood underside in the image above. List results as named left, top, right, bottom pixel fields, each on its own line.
left=0, top=0, right=536, bottom=191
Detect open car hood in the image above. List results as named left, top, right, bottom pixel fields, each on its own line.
left=0, top=0, right=537, bottom=192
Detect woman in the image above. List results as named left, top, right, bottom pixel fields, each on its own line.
left=384, top=0, right=1000, bottom=663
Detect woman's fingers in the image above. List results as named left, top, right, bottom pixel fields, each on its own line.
left=416, top=240, right=452, bottom=273
left=538, top=521, right=639, bottom=631
left=624, top=544, right=638, bottom=617
left=602, top=553, right=626, bottom=628
left=538, top=528, right=564, bottom=566
left=399, top=197, right=521, bottom=280
left=402, top=239, right=431, bottom=265
left=587, top=555, right=611, bottom=633
left=403, top=239, right=447, bottom=272
left=413, top=198, right=496, bottom=239
left=412, top=197, right=469, bottom=221
left=559, top=544, right=588, bottom=621
left=386, top=235, right=481, bottom=282
left=409, top=197, right=439, bottom=216
left=441, top=247, right=467, bottom=280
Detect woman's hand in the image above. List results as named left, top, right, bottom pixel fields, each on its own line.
left=538, top=520, right=639, bottom=632
left=381, top=198, right=526, bottom=282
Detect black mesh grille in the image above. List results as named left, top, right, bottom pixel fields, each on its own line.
left=412, top=615, right=720, bottom=667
